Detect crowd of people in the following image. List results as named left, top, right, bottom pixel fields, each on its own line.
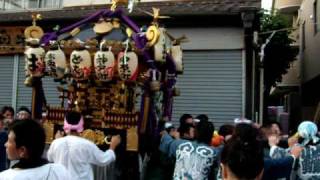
left=153, top=114, right=320, bottom=180
left=1, top=105, right=320, bottom=180
left=0, top=106, right=121, bottom=180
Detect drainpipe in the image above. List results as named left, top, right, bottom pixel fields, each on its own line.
left=241, top=7, right=257, bottom=120
left=259, top=31, right=276, bottom=125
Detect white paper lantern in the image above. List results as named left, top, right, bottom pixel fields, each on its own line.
left=24, top=44, right=45, bottom=77
left=117, top=51, right=138, bottom=81
left=70, top=49, right=92, bottom=81
left=171, top=45, right=184, bottom=74
left=94, top=47, right=115, bottom=82
left=45, top=44, right=67, bottom=79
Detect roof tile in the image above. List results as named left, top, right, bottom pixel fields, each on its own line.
left=0, top=0, right=261, bottom=22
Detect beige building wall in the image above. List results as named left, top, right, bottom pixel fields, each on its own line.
left=274, top=0, right=301, bottom=86
left=279, top=60, right=301, bottom=86
left=299, top=0, right=320, bottom=82
left=275, top=0, right=302, bottom=12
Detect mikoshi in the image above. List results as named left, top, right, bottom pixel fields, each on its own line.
left=23, top=2, right=184, bottom=178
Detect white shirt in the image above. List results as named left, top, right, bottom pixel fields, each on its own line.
left=47, top=135, right=116, bottom=180
left=0, top=163, right=71, bottom=180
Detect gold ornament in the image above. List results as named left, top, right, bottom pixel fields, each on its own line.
left=24, top=13, right=44, bottom=39
left=146, top=25, right=160, bottom=47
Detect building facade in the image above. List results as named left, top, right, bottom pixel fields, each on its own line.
left=0, top=0, right=260, bottom=127
left=274, top=0, right=320, bottom=127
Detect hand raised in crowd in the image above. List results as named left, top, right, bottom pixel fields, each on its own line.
left=110, top=135, right=121, bottom=150
left=290, top=145, right=303, bottom=158
left=252, top=122, right=261, bottom=129
left=55, top=130, right=65, bottom=139
left=288, top=136, right=299, bottom=147
left=159, top=130, right=167, bottom=137
left=268, top=134, right=280, bottom=147
left=225, top=134, right=232, bottom=142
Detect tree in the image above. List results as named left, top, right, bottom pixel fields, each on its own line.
left=261, top=12, right=298, bottom=89
left=260, top=12, right=298, bottom=122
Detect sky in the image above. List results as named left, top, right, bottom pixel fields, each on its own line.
left=262, top=0, right=272, bottom=10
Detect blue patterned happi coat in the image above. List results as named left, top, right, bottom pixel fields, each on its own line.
left=270, top=144, right=320, bottom=180
left=173, top=142, right=217, bottom=180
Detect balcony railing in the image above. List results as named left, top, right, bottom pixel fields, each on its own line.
left=0, top=0, right=63, bottom=11
left=275, top=0, right=302, bottom=13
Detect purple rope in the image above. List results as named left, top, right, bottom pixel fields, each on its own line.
left=41, top=6, right=157, bottom=71
left=132, top=33, right=146, bottom=49
left=138, top=83, right=147, bottom=132
left=165, top=90, right=174, bottom=121
left=120, top=12, right=140, bottom=33
left=41, top=8, right=135, bottom=45
left=148, top=98, right=156, bottom=136
left=41, top=9, right=107, bottom=44
left=39, top=6, right=177, bottom=126
left=41, top=32, right=58, bottom=45
left=137, top=95, right=144, bottom=131
left=60, top=9, right=108, bottom=34
left=166, top=54, right=177, bottom=87
left=162, top=54, right=177, bottom=121
left=132, top=33, right=157, bottom=70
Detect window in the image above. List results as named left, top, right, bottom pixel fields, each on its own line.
left=28, top=0, right=40, bottom=9
left=40, top=0, right=61, bottom=9
left=4, top=0, right=24, bottom=10
left=1, top=0, right=62, bottom=11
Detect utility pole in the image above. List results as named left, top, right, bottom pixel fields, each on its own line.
left=271, top=0, right=276, bottom=15
left=259, top=31, right=276, bottom=125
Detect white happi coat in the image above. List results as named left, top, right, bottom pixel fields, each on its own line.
left=0, top=163, right=71, bottom=180
left=47, top=135, right=116, bottom=180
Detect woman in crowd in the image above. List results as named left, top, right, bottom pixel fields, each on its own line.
left=1, top=106, right=14, bottom=128
left=221, top=123, right=264, bottom=180
left=1, top=106, right=14, bottom=121
left=0, top=120, right=70, bottom=179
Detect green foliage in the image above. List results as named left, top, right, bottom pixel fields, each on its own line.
left=261, top=13, right=298, bottom=89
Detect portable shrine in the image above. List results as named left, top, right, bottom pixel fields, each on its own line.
left=23, top=2, right=185, bottom=177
